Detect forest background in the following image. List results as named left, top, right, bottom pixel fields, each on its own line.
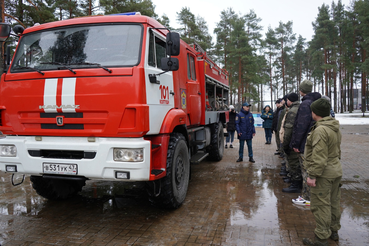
left=0, top=0, right=368, bottom=113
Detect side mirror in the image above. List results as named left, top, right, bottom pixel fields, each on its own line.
left=161, top=57, right=179, bottom=71
left=166, top=32, right=180, bottom=56
left=0, top=23, right=11, bottom=42
left=13, top=25, right=25, bottom=35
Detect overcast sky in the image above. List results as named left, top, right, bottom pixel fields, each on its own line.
left=153, top=0, right=353, bottom=42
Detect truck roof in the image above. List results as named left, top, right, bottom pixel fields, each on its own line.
left=22, top=14, right=166, bottom=35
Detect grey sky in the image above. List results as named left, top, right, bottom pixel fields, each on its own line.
left=153, top=0, right=353, bottom=42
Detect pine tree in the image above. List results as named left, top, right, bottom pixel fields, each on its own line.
left=264, top=27, right=278, bottom=105
left=274, top=21, right=296, bottom=95
left=100, top=0, right=157, bottom=17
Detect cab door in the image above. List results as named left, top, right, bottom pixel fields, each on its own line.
left=144, top=30, right=175, bottom=135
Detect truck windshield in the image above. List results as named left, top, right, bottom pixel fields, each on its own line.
left=11, top=24, right=142, bottom=73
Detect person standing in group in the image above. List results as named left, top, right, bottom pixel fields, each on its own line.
left=302, top=98, right=342, bottom=246
left=290, top=79, right=321, bottom=205
left=272, top=99, right=283, bottom=152
left=225, top=105, right=237, bottom=149
left=277, top=96, right=288, bottom=178
left=261, top=105, right=274, bottom=144
left=235, top=102, right=256, bottom=163
left=281, top=93, right=301, bottom=193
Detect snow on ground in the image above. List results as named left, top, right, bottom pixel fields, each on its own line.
left=335, top=112, right=369, bottom=125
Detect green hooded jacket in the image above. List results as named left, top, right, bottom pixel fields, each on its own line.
left=304, top=116, right=342, bottom=179
left=282, top=101, right=300, bottom=150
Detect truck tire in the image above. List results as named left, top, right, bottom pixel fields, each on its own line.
left=30, top=176, right=86, bottom=200
left=147, top=133, right=190, bottom=208
left=208, top=122, right=224, bottom=161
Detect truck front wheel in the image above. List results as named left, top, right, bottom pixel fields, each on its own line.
left=30, top=176, right=86, bottom=200
left=208, top=122, right=224, bottom=161
left=147, top=133, right=190, bottom=208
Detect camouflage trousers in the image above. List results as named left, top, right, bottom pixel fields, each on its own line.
left=299, top=153, right=311, bottom=201
left=310, top=176, right=342, bottom=239
left=286, top=149, right=301, bottom=182
left=275, top=131, right=281, bottom=152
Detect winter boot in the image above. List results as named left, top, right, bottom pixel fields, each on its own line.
left=225, top=144, right=228, bottom=149
left=279, top=166, right=288, bottom=176
left=330, top=231, right=339, bottom=241
left=302, top=234, right=328, bottom=246
left=249, top=157, right=255, bottom=163
left=236, top=158, right=243, bottom=162
left=282, top=181, right=302, bottom=193
left=283, top=177, right=291, bottom=183
left=230, top=144, right=233, bottom=148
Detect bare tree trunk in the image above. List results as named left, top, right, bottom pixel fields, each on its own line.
left=324, top=48, right=328, bottom=96
left=0, top=0, right=4, bottom=75
left=362, top=49, right=366, bottom=113
left=238, top=58, right=242, bottom=104
left=281, top=40, right=285, bottom=95
left=270, top=54, right=273, bottom=107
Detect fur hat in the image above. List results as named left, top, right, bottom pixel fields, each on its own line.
left=299, top=79, right=313, bottom=94
left=229, top=105, right=235, bottom=109
left=287, top=93, right=299, bottom=102
left=310, top=98, right=331, bottom=117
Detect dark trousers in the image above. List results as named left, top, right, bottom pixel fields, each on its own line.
left=264, top=128, right=272, bottom=142
left=239, top=139, right=253, bottom=158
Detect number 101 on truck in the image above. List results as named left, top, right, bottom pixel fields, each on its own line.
left=0, top=12, right=230, bottom=208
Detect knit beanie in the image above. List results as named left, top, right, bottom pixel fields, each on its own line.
left=299, top=79, right=313, bottom=94
left=287, top=93, right=298, bottom=102
left=282, top=95, right=288, bottom=104
left=310, top=98, right=331, bottom=117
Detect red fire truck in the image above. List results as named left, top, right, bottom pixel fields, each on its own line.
left=0, top=13, right=229, bottom=208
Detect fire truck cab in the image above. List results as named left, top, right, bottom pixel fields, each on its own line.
left=0, top=13, right=229, bottom=208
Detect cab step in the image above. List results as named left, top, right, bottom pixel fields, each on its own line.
left=190, top=152, right=209, bottom=164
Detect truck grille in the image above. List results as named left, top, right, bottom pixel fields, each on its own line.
left=28, top=150, right=96, bottom=159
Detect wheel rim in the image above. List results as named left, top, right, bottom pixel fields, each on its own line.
left=218, top=125, right=224, bottom=153
left=175, top=155, right=185, bottom=189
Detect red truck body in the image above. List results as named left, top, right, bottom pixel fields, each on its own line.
left=0, top=14, right=229, bottom=208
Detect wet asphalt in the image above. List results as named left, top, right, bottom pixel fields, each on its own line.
left=0, top=125, right=368, bottom=245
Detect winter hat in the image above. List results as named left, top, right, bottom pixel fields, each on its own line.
left=242, top=102, right=250, bottom=107
left=310, top=98, right=331, bottom=117
left=276, top=99, right=281, bottom=104
left=282, top=95, right=288, bottom=103
left=299, top=79, right=313, bottom=94
left=229, top=105, right=235, bottom=109
left=287, top=93, right=299, bottom=102
left=321, top=95, right=331, bottom=102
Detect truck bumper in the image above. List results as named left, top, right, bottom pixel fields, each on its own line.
left=0, top=136, right=151, bottom=181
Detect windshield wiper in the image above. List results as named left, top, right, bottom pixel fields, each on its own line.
left=70, top=62, right=112, bottom=73
left=40, top=62, right=76, bottom=74
left=14, top=66, right=45, bottom=75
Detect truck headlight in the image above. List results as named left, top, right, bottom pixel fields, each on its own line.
left=113, top=148, right=143, bottom=162
left=0, top=145, right=17, bottom=157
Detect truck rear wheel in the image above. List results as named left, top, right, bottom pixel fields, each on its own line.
left=30, top=176, right=86, bottom=200
left=147, top=133, right=190, bottom=208
left=208, top=122, right=224, bottom=161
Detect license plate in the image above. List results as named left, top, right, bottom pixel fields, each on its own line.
left=43, top=163, right=78, bottom=175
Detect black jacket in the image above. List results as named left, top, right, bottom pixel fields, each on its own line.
left=272, top=106, right=283, bottom=132
left=227, top=110, right=237, bottom=132
left=290, top=92, right=321, bottom=153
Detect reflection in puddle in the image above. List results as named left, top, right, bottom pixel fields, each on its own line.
left=228, top=169, right=279, bottom=228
